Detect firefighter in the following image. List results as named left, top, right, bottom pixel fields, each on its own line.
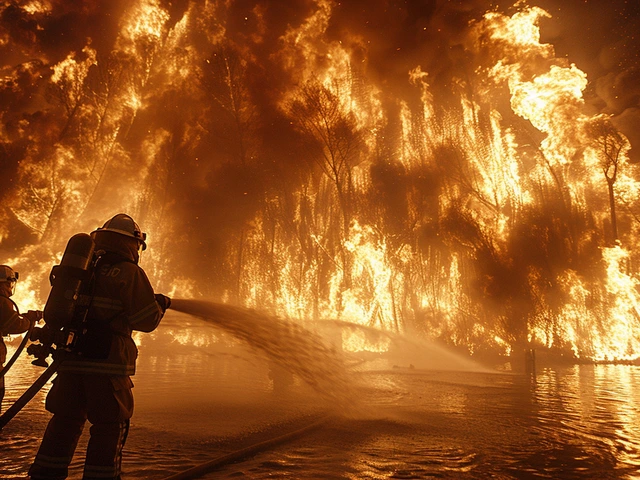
left=0, top=265, right=34, bottom=411
left=29, top=214, right=172, bottom=480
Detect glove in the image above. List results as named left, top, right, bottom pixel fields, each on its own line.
left=29, top=323, right=53, bottom=344
left=23, top=310, right=43, bottom=325
left=155, top=294, right=171, bottom=312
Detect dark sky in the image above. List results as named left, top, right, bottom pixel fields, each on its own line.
left=533, top=0, right=640, bottom=108
left=529, top=0, right=640, bottom=155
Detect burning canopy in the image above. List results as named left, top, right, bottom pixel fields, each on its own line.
left=1, top=0, right=640, bottom=362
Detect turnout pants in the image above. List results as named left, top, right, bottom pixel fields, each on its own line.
left=29, top=372, right=134, bottom=480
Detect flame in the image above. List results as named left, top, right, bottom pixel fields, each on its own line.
left=235, top=3, right=640, bottom=359
left=333, top=221, right=408, bottom=328
left=20, top=0, right=52, bottom=15
left=8, top=271, right=42, bottom=313
left=596, top=246, right=640, bottom=361
left=509, top=64, right=589, bottom=167
left=119, top=0, right=169, bottom=47
left=168, top=276, right=199, bottom=300
left=3, top=1, right=640, bottom=364
left=51, top=46, right=97, bottom=86
left=341, top=328, right=390, bottom=353
left=483, top=7, right=551, bottom=49
left=4, top=246, right=59, bottom=313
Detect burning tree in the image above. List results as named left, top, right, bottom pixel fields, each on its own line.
left=585, top=116, right=629, bottom=246
left=2, top=0, right=640, bottom=363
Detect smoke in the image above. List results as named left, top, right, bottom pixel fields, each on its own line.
left=2, top=0, right=640, bottom=360
left=1, top=0, right=634, bottom=227
left=323, top=1, right=487, bottom=97
left=533, top=0, right=640, bottom=161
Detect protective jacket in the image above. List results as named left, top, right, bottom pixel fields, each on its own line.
left=29, top=222, right=167, bottom=480
left=0, top=289, right=31, bottom=366
left=57, top=233, right=164, bottom=377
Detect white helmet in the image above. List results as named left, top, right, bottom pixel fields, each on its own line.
left=92, top=213, right=147, bottom=250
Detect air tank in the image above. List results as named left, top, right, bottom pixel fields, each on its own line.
left=43, top=233, right=95, bottom=331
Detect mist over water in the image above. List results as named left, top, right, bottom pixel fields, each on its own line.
left=318, top=319, right=496, bottom=374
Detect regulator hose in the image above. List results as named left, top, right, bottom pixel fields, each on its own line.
left=0, top=358, right=61, bottom=430
left=0, top=320, right=36, bottom=378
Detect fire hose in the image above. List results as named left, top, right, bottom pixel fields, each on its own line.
left=0, top=319, right=36, bottom=379
left=0, top=358, right=61, bottom=430
left=162, top=414, right=332, bottom=480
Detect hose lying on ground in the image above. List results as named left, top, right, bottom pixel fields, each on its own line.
left=0, top=359, right=60, bottom=430
left=162, top=414, right=332, bottom=480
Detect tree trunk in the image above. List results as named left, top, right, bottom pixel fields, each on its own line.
left=607, top=178, right=618, bottom=244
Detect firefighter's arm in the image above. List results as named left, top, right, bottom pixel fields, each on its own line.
left=121, top=265, right=165, bottom=332
left=154, top=294, right=171, bottom=312
left=0, top=297, right=31, bottom=335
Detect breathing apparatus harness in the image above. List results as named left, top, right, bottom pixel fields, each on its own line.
left=27, top=234, right=137, bottom=367
left=26, top=233, right=101, bottom=367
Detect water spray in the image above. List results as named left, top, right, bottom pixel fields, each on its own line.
left=2, top=297, right=361, bottom=430
left=169, top=299, right=360, bottom=413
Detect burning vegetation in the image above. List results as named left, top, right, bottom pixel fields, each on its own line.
left=1, top=0, right=640, bottom=363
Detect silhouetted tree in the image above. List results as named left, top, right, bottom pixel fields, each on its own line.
left=586, top=117, right=627, bottom=245
left=290, top=80, right=364, bottom=235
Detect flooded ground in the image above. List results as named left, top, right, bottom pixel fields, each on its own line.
left=2, top=310, right=640, bottom=479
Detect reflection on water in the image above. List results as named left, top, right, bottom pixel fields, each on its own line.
left=213, top=366, right=640, bottom=479
left=2, top=312, right=640, bottom=479
left=529, top=365, right=640, bottom=477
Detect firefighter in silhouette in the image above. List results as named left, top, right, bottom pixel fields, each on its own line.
left=0, top=265, right=34, bottom=411
left=29, top=214, right=172, bottom=480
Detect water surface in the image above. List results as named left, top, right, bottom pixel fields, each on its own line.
left=2, top=310, right=640, bottom=479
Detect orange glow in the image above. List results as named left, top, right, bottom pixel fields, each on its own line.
left=2, top=1, right=640, bottom=363
left=119, top=0, right=169, bottom=47
left=21, top=0, right=52, bottom=15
